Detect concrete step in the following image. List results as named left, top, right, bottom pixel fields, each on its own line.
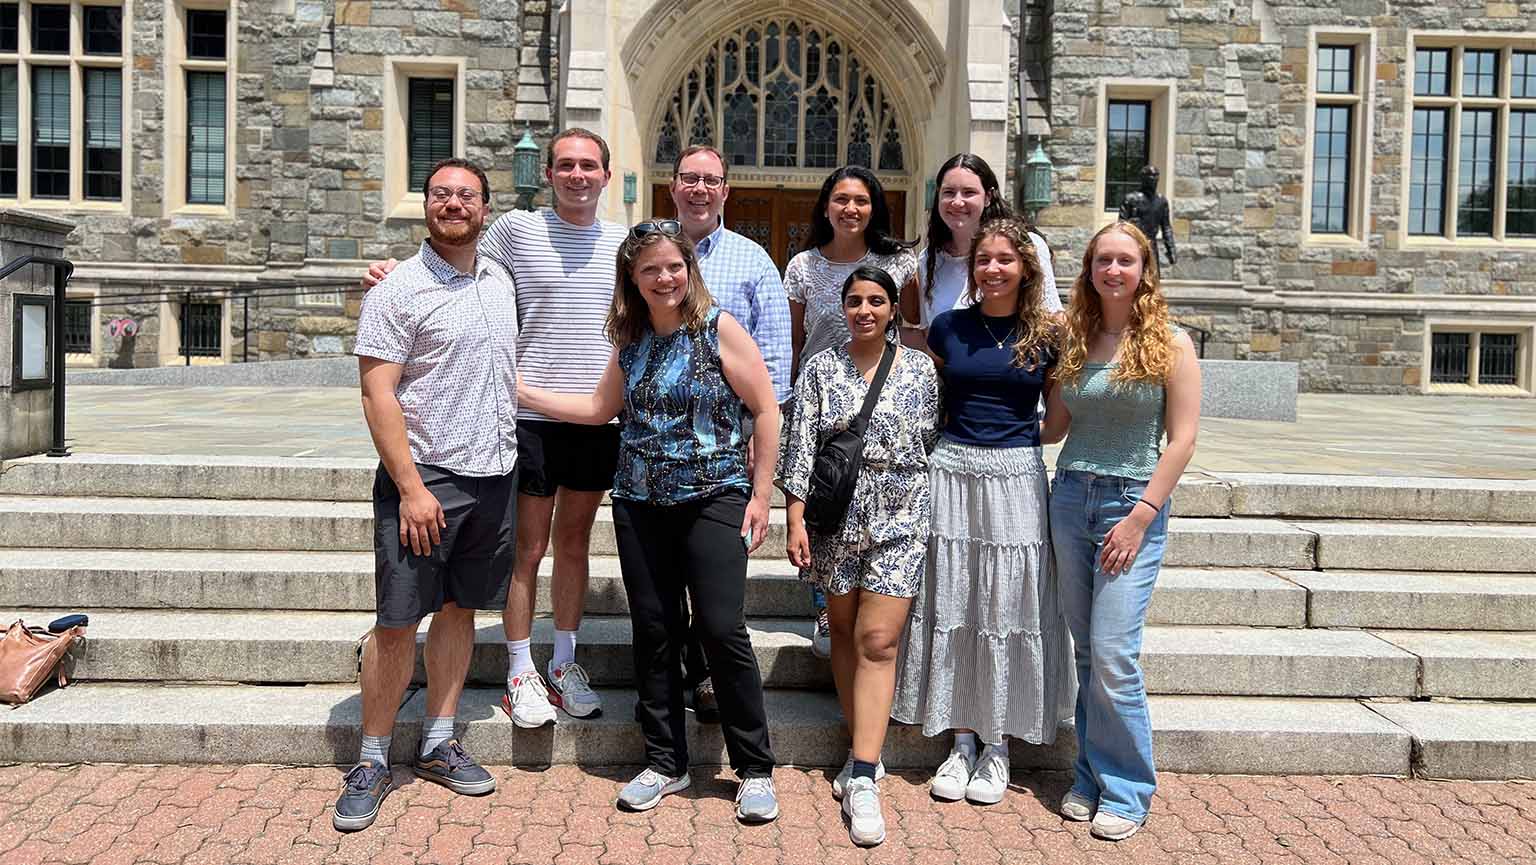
left=1301, top=521, right=1536, bottom=573
left=0, top=552, right=1305, bottom=626
left=1372, top=631, right=1536, bottom=700
left=0, top=453, right=378, bottom=501
left=14, top=609, right=1476, bottom=699
left=1367, top=702, right=1536, bottom=780
left=1140, top=627, right=1419, bottom=698
left=0, top=497, right=1323, bottom=567
left=0, top=684, right=1419, bottom=776
left=1284, top=571, right=1536, bottom=631
left=1220, top=473, right=1536, bottom=523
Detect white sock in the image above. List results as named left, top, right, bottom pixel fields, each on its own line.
left=420, top=716, right=455, bottom=757
left=507, top=637, right=535, bottom=683
left=549, top=629, right=577, bottom=677
left=359, top=734, right=390, bottom=768
left=953, top=731, right=978, bottom=760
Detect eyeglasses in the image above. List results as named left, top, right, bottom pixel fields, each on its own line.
left=427, top=186, right=483, bottom=204
left=630, top=219, right=682, bottom=239
left=675, top=172, right=725, bottom=190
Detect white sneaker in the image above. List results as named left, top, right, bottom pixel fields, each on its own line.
left=810, top=608, right=832, bottom=659
left=1060, top=790, right=1095, bottom=822
left=965, top=744, right=1009, bottom=805
left=831, top=751, right=887, bottom=800
left=842, top=776, right=886, bottom=846
left=548, top=661, right=603, bottom=718
left=501, top=671, right=557, bottom=728
left=1090, top=810, right=1143, bottom=841
left=929, top=746, right=974, bottom=801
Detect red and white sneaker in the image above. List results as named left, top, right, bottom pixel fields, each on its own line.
left=501, top=670, right=557, bottom=728
left=548, top=661, right=603, bottom=718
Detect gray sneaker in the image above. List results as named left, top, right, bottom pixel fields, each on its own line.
left=413, top=739, right=496, bottom=796
left=735, top=776, right=779, bottom=823
left=332, top=760, right=393, bottom=832
left=831, top=750, right=886, bottom=800
left=617, top=767, right=691, bottom=811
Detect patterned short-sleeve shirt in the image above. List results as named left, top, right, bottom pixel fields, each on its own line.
left=354, top=241, right=519, bottom=477
left=784, top=247, right=918, bottom=372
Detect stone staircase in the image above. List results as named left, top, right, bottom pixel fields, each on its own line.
left=1, top=454, right=1534, bottom=779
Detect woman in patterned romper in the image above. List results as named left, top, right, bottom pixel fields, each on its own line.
left=780, top=265, right=941, bottom=847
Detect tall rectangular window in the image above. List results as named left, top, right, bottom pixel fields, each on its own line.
left=1312, top=105, right=1353, bottom=233
left=1409, top=108, right=1447, bottom=236
left=32, top=67, right=69, bottom=198
left=407, top=77, right=453, bottom=190
left=0, top=3, right=128, bottom=204
left=1104, top=100, right=1149, bottom=213
left=1515, top=52, right=1536, bottom=99
left=1510, top=111, right=1536, bottom=238
left=186, top=10, right=227, bottom=59
left=0, top=65, right=15, bottom=197
left=1457, top=109, right=1496, bottom=237
left=84, top=68, right=121, bottom=200
left=186, top=71, right=226, bottom=205
left=30, top=4, right=68, bottom=54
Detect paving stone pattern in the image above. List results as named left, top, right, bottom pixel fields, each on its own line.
left=1, top=763, right=1534, bottom=865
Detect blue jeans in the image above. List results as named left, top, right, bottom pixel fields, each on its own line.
left=1048, top=469, right=1169, bottom=823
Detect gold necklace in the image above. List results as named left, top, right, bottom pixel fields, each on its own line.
left=980, top=316, right=1015, bottom=350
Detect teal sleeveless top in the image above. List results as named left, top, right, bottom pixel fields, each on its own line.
left=1056, top=362, right=1166, bottom=481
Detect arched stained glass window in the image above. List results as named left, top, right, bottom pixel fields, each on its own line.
left=652, top=16, right=905, bottom=174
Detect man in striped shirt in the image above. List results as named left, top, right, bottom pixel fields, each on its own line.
left=364, top=129, right=623, bottom=728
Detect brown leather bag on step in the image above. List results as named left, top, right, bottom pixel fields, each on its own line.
left=0, top=620, right=85, bottom=704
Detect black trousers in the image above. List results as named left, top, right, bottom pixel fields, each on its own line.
left=612, top=489, right=775, bottom=778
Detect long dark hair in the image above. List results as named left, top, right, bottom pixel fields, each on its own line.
left=924, top=153, right=1011, bottom=302
left=841, top=264, right=903, bottom=338
left=804, top=165, right=911, bottom=256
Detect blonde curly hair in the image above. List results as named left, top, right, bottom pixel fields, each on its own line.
left=965, top=216, right=1054, bottom=370
left=1056, top=221, right=1176, bottom=385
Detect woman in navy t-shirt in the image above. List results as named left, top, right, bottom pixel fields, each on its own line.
left=892, top=216, right=1073, bottom=807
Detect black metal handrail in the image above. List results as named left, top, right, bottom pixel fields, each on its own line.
left=1, top=254, right=75, bottom=457
left=1173, top=319, right=1209, bottom=359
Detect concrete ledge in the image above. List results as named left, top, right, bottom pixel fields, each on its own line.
left=0, top=453, right=377, bottom=500
left=1286, top=571, right=1536, bottom=631
left=66, top=357, right=359, bottom=387
left=0, top=684, right=1413, bottom=776
left=1372, top=631, right=1536, bottom=700
left=1301, top=521, right=1536, bottom=573
left=1164, top=518, right=1316, bottom=569
left=1198, top=359, right=1298, bottom=421
left=1141, top=627, right=1418, bottom=698
left=1148, top=569, right=1306, bottom=627
left=1370, top=702, right=1536, bottom=780
left=1223, top=473, right=1536, bottom=523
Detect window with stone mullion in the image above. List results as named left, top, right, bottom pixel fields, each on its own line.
left=1509, top=110, right=1536, bottom=238
left=1456, top=108, right=1497, bottom=237
left=1104, top=100, right=1150, bottom=213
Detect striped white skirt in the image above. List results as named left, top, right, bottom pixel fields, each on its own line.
left=891, top=439, right=1075, bottom=744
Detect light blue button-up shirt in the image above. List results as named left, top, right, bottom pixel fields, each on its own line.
left=694, top=221, right=792, bottom=402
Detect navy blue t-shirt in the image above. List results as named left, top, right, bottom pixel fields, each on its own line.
left=928, top=307, right=1054, bottom=448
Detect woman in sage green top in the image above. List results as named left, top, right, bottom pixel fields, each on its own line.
left=1041, top=221, right=1201, bottom=842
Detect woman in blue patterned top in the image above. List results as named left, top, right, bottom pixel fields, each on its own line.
left=518, top=221, right=782, bottom=823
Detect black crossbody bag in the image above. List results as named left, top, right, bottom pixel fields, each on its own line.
left=803, top=342, right=896, bottom=533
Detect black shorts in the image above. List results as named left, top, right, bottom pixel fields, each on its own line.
left=373, top=464, right=516, bottom=628
left=516, top=419, right=620, bottom=497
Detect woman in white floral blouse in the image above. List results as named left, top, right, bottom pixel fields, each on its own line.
left=780, top=265, right=941, bottom=847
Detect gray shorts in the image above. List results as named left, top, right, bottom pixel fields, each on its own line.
left=372, top=463, right=516, bottom=628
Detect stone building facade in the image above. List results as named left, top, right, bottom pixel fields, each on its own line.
left=27, top=0, right=1536, bottom=396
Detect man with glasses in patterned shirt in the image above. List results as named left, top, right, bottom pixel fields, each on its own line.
left=337, top=157, right=516, bottom=832
left=667, top=145, right=793, bottom=721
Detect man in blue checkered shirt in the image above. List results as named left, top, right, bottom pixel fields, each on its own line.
left=668, top=145, right=802, bottom=720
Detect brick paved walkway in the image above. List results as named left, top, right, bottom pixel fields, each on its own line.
left=1, top=764, right=1533, bottom=865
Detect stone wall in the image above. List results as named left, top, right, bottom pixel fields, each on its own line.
left=1025, top=0, right=1536, bottom=394
left=63, top=0, right=556, bottom=367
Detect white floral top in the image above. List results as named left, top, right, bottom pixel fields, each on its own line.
left=784, top=247, right=919, bottom=375
left=779, top=345, right=941, bottom=546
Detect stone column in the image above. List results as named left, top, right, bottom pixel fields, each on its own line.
left=0, top=209, right=76, bottom=459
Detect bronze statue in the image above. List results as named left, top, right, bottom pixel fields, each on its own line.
left=1118, top=165, right=1177, bottom=272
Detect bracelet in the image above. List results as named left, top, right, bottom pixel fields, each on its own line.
left=1133, top=498, right=1161, bottom=515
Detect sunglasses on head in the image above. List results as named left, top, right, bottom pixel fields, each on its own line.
left=630, top=219, right=682, bottom=239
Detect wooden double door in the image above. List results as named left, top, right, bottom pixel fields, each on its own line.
left=653, top=185, right=906, bottom=273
